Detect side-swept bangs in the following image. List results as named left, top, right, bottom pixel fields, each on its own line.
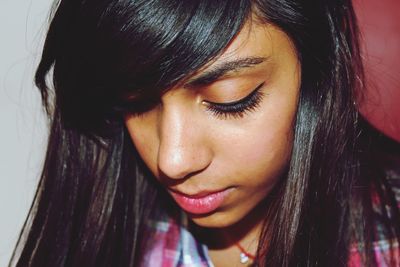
left=37, top=0, right=251, bottom=136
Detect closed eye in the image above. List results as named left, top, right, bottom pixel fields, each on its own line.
left=203, top=82, right=265, bottom=119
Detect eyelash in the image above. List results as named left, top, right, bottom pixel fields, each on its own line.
left=123, top=82, right=265, bottom=119
left=204, top=82, right=265, bottom=119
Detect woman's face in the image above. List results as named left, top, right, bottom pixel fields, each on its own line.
left=125, top=21, right=301, bottom=228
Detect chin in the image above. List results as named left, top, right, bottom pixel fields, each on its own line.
left=187, top=210, right=242, bottom=229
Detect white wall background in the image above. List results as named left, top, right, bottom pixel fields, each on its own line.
left=0, top=1, right=52, bottom=266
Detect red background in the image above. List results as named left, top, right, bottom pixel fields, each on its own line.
left=354, top=0, right=400, bottom=141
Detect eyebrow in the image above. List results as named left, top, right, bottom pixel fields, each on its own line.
left=184, top=56, right=267, bottom=89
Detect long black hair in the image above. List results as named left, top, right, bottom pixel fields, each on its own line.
left=10, top=0, right=400, bottom=266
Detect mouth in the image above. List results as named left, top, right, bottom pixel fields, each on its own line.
left=168, top=188, right=233, bottom=215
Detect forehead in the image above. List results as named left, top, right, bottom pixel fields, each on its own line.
left=121, top=19, right=298, bottom=102
left=190, top=20, right=297, bottom=78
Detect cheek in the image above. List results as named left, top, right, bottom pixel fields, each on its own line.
left=211, top=95, right=296, bottom=188
left=241, top=134, right=292, bottom=173
left=250, top=116, right=293, bottom=168
left=227, top=124, right=292, bottom=186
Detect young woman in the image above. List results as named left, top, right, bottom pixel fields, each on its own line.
left=10, top=0, right=400, bottom=266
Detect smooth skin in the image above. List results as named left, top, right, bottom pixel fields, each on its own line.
left=125, top=19, right=301, bottom=266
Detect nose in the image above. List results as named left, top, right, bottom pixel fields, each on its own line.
left=157, top=99, right=212, bottom=180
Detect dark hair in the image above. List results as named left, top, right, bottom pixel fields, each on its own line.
left=10, top=0, right=400, bottom=266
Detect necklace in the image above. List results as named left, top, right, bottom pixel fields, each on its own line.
left=235, top=242, right=256, bottom=264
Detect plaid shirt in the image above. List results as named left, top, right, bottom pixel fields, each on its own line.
left=142, top=216, right=212, bottom=267
left=348, top=166, right=400, bottom=266
left=142, top=213, right=399, bottom=266
left=143, top=170, right=400, bottom=266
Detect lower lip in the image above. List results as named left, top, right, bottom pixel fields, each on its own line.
left=170, top=189, right=232, bottom=215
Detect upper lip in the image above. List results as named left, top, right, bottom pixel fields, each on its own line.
left=168, top=188, right=228, bottom=198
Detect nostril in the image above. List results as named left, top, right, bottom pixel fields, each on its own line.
left=157, top=168, right=189, bottom=187
left=157, top=165, right=209, bottom=187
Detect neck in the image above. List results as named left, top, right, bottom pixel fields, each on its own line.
left=190, top=198, right=269, bottom=261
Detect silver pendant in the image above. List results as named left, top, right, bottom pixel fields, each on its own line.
left=240, top=252, right=249, bottom=264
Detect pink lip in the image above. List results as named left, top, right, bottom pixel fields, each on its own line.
left=169, top=188, right=232, bottom=215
